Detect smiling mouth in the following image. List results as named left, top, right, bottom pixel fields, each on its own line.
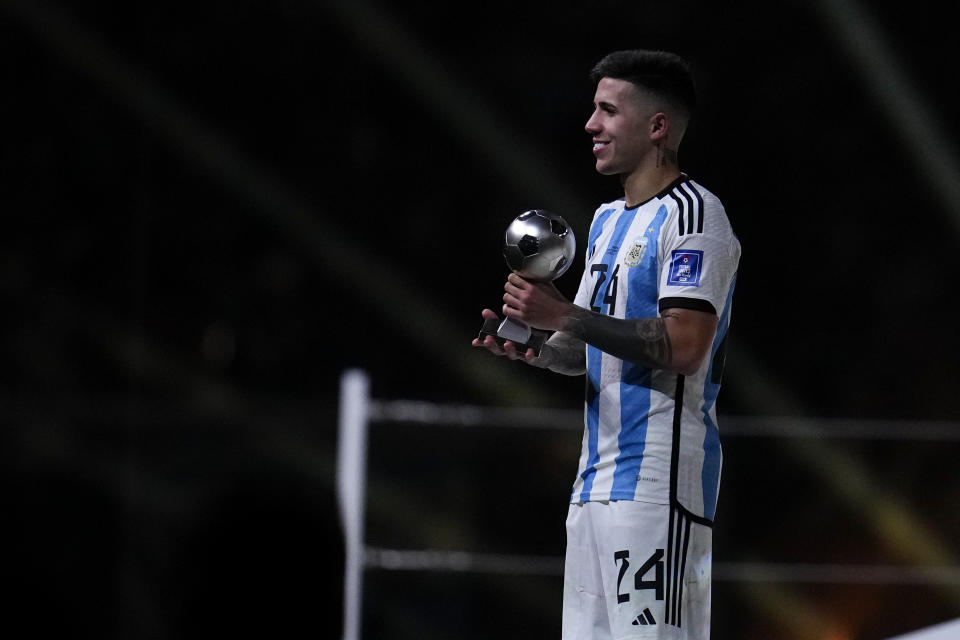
left=593, top=141, right=608, bottom=152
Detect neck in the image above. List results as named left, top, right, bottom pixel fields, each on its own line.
left=621, top=147, right=681, bottom=207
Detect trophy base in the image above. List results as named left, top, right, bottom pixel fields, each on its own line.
left=477, top=317, right=549, bottom=357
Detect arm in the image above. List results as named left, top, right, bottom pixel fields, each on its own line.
left=501, top=274, right=717, bottom=376
left=558, top=305, right=717, bottom=376
left=531, top=330, right=586, bottom=376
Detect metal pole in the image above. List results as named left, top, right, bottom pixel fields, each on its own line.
left=337, top=370, right=370, bottom=640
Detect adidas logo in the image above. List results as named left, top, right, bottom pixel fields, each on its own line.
left=631, top=608, right=657, bottom=626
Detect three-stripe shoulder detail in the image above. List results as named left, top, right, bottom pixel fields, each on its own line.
left=667, top=181, right=705, bottom=236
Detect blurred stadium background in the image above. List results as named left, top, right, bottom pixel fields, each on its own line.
left=3, top=0, right=959, bottom=638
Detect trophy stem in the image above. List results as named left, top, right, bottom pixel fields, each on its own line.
left=477, top=317, right=548, bottom=357
left=496, top=317, right=532, bottom=344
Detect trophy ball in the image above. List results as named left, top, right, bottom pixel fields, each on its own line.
left=503, top=209, right=576, bottom=281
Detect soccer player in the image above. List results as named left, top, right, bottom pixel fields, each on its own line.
left=473, top=49, right=740, bottom=639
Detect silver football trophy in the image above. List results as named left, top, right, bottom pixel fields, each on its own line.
left=478, top=209, right=576, bottom=356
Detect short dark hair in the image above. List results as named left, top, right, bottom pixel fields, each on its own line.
left=590, top=50, right=696, bottom=118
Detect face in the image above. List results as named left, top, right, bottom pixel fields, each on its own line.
left=585, top=77, right=655, bottom=176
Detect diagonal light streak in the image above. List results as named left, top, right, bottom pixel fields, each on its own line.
left=1, top=0, right=555, bottom=406
left=729, top=346, right=959, bottom=601
left=812, top=0, right=960, bottom=236
left=323, top=0, right=594, bottom=225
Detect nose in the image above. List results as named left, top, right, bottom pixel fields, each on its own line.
left=585, top=110, right=600, bottom=135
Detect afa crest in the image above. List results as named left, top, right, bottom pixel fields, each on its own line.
left=624, top=236, right=649, bottom=268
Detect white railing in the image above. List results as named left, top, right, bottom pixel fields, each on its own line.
left=337, top=369, right=960, bottom=640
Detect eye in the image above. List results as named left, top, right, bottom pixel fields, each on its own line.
left=596, top=101, right=616, bottom=115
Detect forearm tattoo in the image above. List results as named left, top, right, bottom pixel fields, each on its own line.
left=531, top=331, right=586, bottom=375
left=560, top=307, right=675, bottom=370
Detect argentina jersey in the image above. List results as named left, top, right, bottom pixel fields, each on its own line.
left=570, top=176, right=740, bottom=522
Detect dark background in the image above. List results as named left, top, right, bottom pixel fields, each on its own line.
left=3, top=0, right=960, bottom=638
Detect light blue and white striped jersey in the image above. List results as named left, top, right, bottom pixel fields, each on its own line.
left=569, top=175, right=740, bottom=522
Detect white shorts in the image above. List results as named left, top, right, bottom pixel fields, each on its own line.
left=561, top=501, right=712, bottom=640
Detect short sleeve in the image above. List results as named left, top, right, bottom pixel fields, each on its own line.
left=657, top=190, right=740, bottom=315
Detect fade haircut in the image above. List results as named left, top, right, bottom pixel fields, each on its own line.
left=590, top=50, right=696, bottom=120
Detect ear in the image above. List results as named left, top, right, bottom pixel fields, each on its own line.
left=649, top=112, right=669, bottom=142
